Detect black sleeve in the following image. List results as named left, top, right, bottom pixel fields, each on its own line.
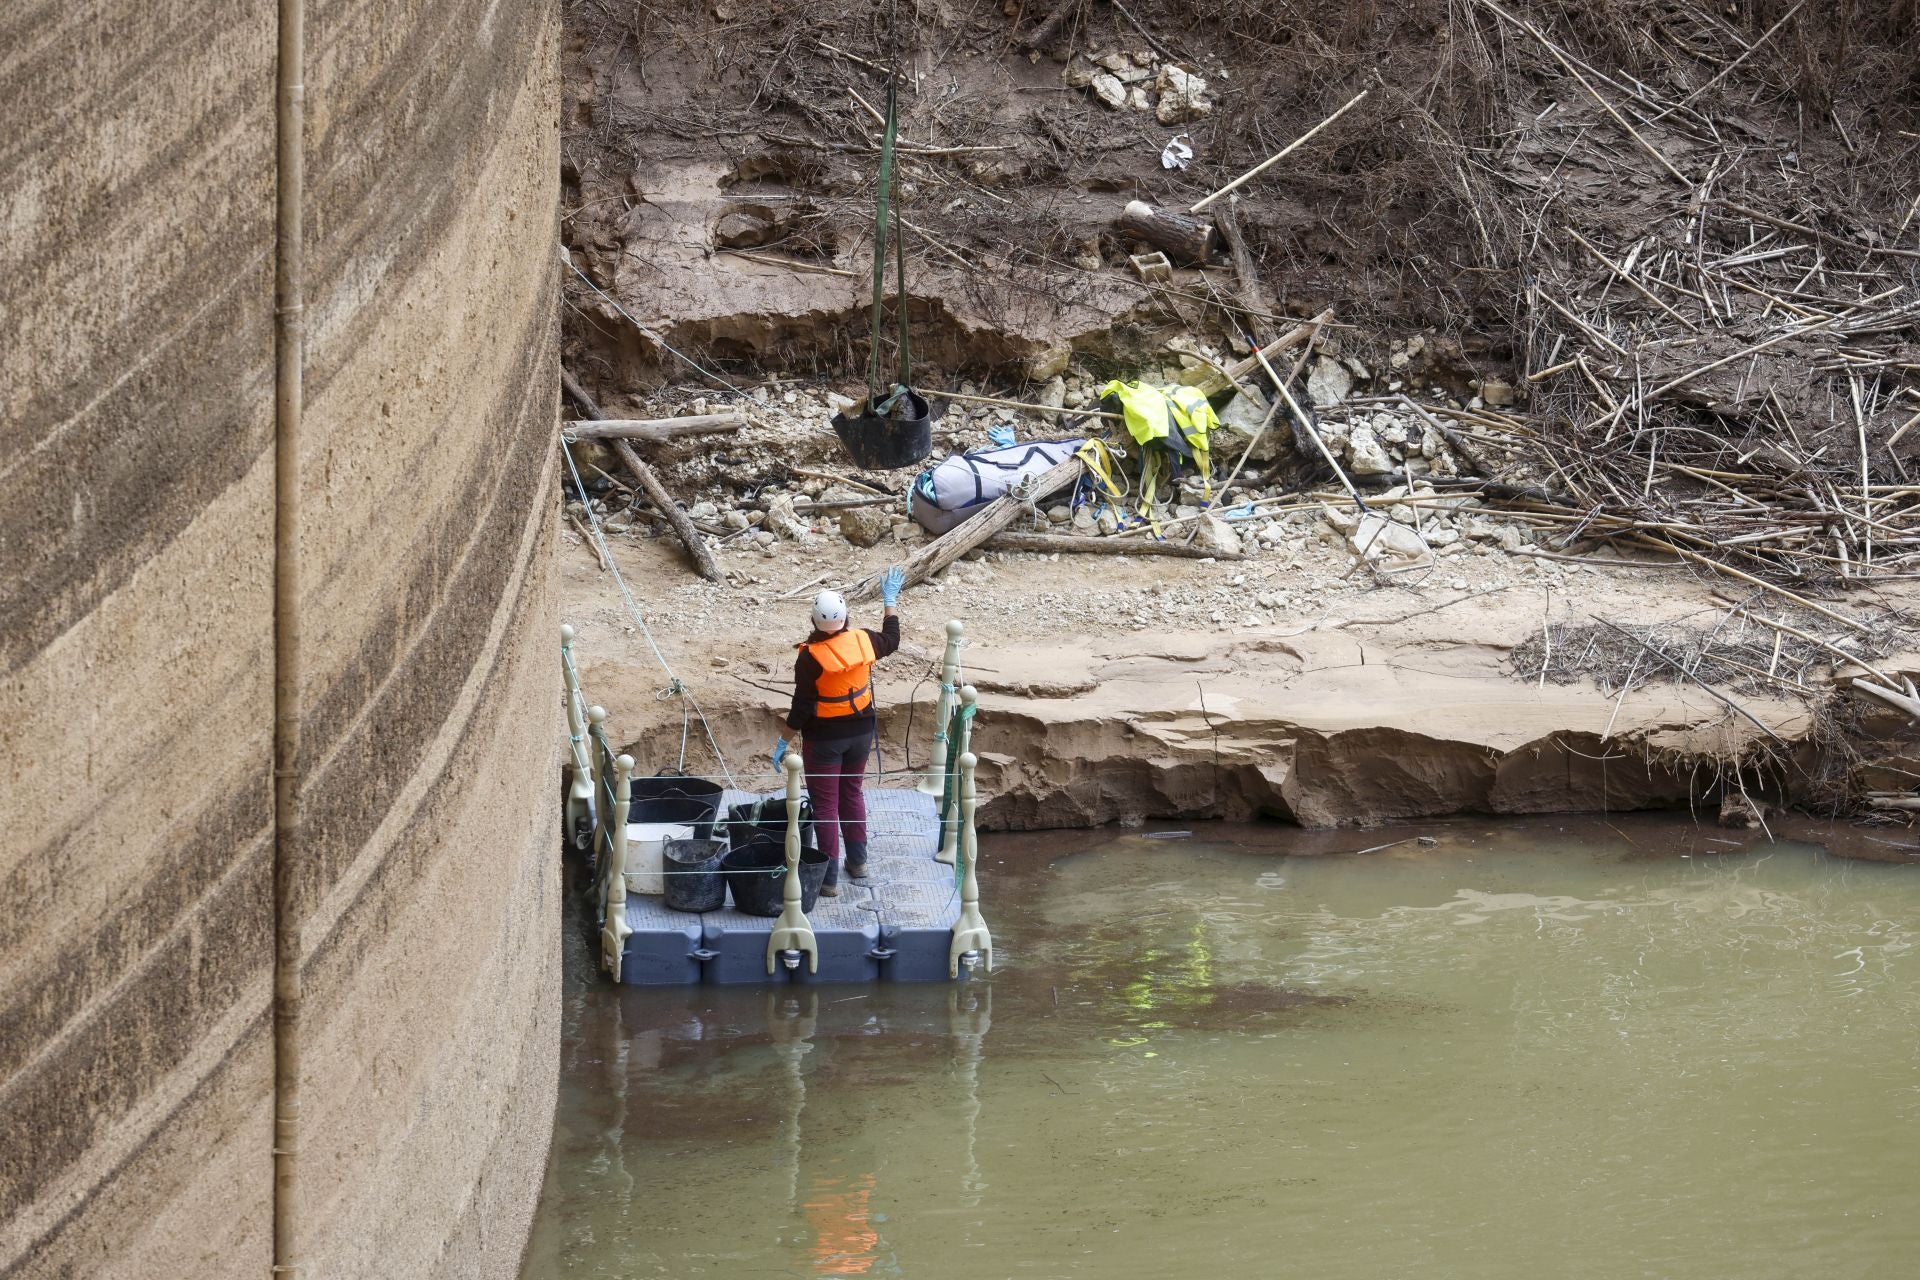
left=869, top=613, right=902, bottom=660
left=788, top=649, right=821, bottom=731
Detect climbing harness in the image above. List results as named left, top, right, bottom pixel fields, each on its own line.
left=1097, top=380, right=1219, bottom=534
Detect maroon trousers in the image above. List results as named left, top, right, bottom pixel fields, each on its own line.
left=801, top=734, right=871, bottom=863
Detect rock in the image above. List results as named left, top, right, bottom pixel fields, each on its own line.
left=1348, top=513, right=1427, bottom=561
left=1419, top=424, right=1446, bottom=459
left=722, top=510, right=751, bottom=530
left=766, top=493, right=813, bottom=542
left=1071, top=507, right=1099, bottom=534
left=1175, top=504, right=1201, bottom=520
left=1091, top=73, right=1127, bottom=109
left=1045, top=504, right=1073, bottom=524
left=839, top=505, right=892, bottom=547
left=713, top=210, right=773, bottom=248
left=1214, top=388, right=1291, bottom=461
left=1496, top=525, right=1529, bottom=553
left=1027, top=341, right=1072, bottom=381
left=1375, top=418, right=1410, bottom=446
left=1037, top=375, right=1067, bottom=422
left=1427, top=525, right=1461, bottom=547
left=1096, top=50, right=1132, bottom=72
left=1307, top=356, right=1353, bottom=407
left=1306, top=420, right=1350, bottom=460
left=1346, top=426, right=1393, bottom=475
left=1126, top=85, right=1152, bottom=112
left=1344, top=356, right=1372, bottom=381
left=1064, top=55, right=1098, bottom=88
left=1154, top=66, right=1212, bottom=123
left=689, top=500, right=720, bottom=521
left=1322, top=504, right=1359, bottom=534
left=1480, top=378, right=1516, bottom=407
left=1193, top=514, right=1242, bottom=557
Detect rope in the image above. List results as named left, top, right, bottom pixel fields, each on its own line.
left=865, top=80, right=904, bottom=403
left=562, top=438, right=739, bottom=788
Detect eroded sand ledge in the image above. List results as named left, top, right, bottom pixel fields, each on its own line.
left=565, top=537, right=1919, bottom=830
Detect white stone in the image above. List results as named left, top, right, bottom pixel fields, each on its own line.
left=1307, top=356, right=1352, bottom=407
left=1346, top=426, right=1393, bottom=475
left=1126, top=85, right=1152, bottom=112
left=1348, top=513, right=1428, bottom=561
left=1091, top=73, right=1127, bottom=109
left=1193, top=514, right=1242, bottom=557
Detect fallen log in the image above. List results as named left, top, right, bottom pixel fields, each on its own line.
left=987, top=531, right=1243, bottom=560
left=565, top=412, right=747, bottom=443
left=1190, top=308, right=1333, bottom=399
left=609, top=440, right=723, bottom=581
left=561, top=367, right=722, bottom=581
left=1116, top=199, right=1217, bottom=266
left=844, top=457, right=1083, bottom=601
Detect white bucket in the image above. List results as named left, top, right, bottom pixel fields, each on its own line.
left=624, top=822, right=694, bottom=894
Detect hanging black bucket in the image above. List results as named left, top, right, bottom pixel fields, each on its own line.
left=662, top=837, right=727, bottom=913
left=629, top=775, right=723, bottom=838
left=723, top=845, right=829, bottom=916
left=831, top=390, right=936, bottom=470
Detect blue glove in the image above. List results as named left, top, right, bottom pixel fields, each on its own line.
left=772, top=737, right=789, bottom=769
left=880, top=565, right=906, bottom=607
left=986, top=424, right=1016, bottom=448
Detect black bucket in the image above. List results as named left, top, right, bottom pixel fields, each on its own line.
left=724, top=797, right=815, bottom=858
left=662, top=837, right=727, bottom=913
left=723, top=845, right=829, bottom=916
left=630, top=775, right=723, bottom=838
left=831, top=390, right=937, bottom=470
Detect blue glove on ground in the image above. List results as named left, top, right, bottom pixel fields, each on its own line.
left=986, top=424, right=1017, bottom=448
left=880, top=565, right=906, bottom=607
left=772, top=736, right=789, bottom=769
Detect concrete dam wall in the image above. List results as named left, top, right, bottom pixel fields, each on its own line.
left=0, top=0, right=560, bottom=1274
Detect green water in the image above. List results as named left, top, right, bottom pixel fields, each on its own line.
left=521, top=823, right=1920, bottom=1279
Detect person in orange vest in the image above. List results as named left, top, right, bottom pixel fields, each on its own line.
left=779, top=567, right=905, bottom=895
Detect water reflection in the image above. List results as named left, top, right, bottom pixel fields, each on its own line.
left=523, top=833, right=1920, bottom=1280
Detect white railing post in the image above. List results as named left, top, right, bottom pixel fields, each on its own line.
left=586, top=704, right=609, bottom=866
left=766, top=753, right=818, bottom=974
left=918, top=619, right=965, bottom=795
left=948, top=751, right=992, bottom=977
left=936, top=684, right=978, bottom=865
left=601, top=753, right=634, bottom=981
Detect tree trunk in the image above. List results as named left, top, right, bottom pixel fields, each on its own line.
left=844, top=457, right=1084, bottom=601
left=1115, top=199, right=1217, bottom=265
left=565, top=412, right=747, bottom=442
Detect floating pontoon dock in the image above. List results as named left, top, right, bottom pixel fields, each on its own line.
left=562, top=622, right=993, bottom=986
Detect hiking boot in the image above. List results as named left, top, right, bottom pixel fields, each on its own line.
left=844, top=854, right=869, bottom=880
left=820, top=857, right=842, bottom=897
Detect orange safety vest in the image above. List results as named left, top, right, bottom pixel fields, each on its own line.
left=801, top=629, right=876, bottom=718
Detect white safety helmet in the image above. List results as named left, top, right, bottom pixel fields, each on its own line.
left=810, top=589, right=849, bottom=634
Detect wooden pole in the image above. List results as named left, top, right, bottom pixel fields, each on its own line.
left=609, top=439, right=723, bottom=582
left=561, top=365, right=724, bottom=582
left=1189, top=89, right=1370, bottom=214
left=565, top=412, right=747, bottom=442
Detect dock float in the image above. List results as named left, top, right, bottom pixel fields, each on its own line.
left=562, top=622, right=991, bottom=986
